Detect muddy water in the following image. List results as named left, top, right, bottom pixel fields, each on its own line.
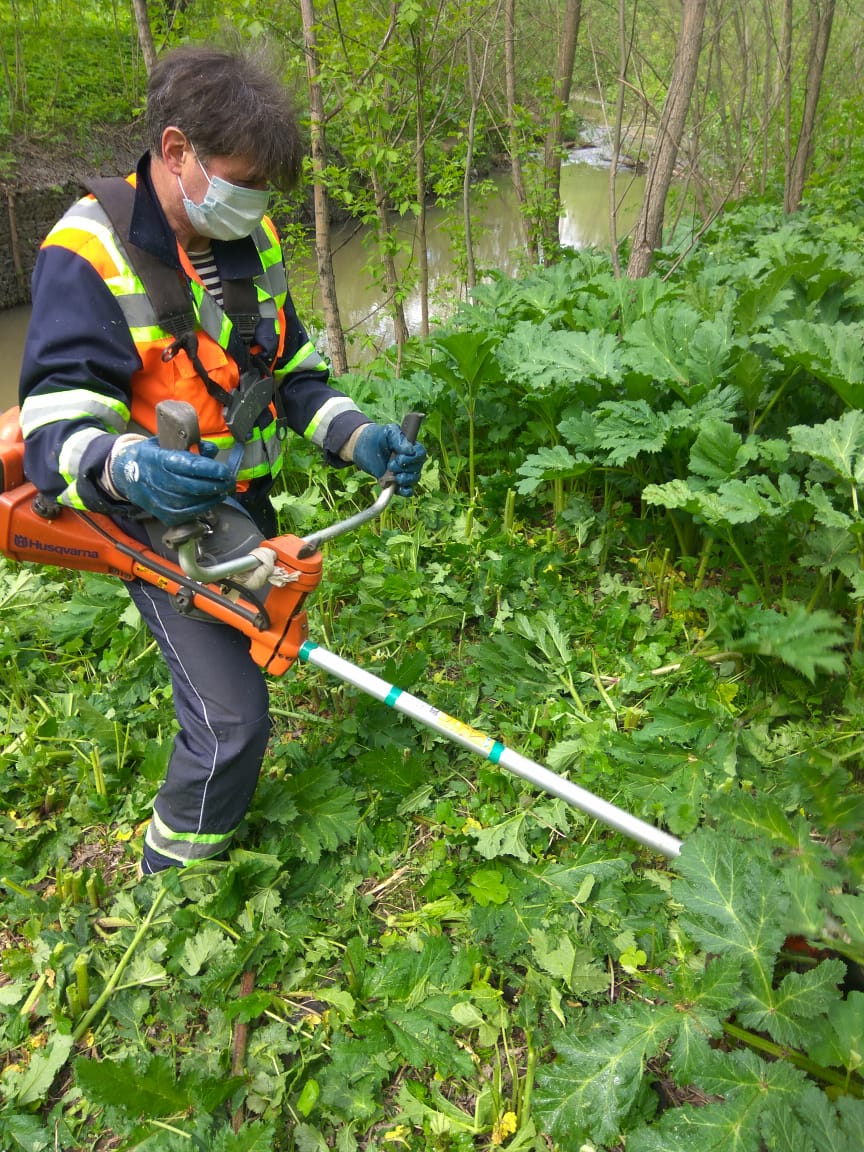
left=0, top=158, right=644, bottom=412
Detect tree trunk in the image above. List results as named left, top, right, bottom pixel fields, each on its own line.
left=371, top=167, right=410, bottom=354
left=538, top=0, right=582, bottom=263
left=131, top=0, right=157, bottom=74
left=785, top=0, right=836, bottom=213
left=463, top=26, right=479, bottom=292
left=627, top=0, right=707, bottom=279
left=504, top=0, right=537, bottom=261
left=781, top=0, right=794, bottom=203
left=463, top=4, right=500, bottom=293
left=299, top=0, right=348, bottom=376
left=608, top=0, right=634, bottom=277
left=412, top=29, right=430, bottom=339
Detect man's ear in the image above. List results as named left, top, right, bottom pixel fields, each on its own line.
left=161, top=126, right=190, bottom=175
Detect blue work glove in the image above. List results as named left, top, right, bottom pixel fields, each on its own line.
left=352, top=423, right=427, bottom=497
left=109, top=436, right=234, bottom=525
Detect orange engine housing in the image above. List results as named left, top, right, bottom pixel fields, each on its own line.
left=0, top=406, right=322, bottom=675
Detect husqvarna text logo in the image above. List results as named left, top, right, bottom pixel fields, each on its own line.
left=14, top=533, right=99, bottom=559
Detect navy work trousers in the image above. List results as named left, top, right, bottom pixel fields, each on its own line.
left=127, top=579, right=272, bottom=873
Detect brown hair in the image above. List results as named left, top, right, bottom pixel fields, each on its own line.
left=146, top=43, right=304, bottom=190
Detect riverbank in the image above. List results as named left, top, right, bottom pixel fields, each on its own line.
left=0, top=125, right=148, bottom=310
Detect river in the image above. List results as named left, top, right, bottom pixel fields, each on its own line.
left=0, top=154, right=644, bottom=411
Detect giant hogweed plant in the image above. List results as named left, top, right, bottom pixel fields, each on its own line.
left=396, top=192, right=864, bottom=665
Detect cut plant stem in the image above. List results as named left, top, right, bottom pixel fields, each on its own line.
left=72, top=886, right=168, bottom=1042
left=232, top=969, right=257, bottom=1132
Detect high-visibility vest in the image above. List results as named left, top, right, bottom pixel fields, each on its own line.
left=23, top=174, right=326, bottom=498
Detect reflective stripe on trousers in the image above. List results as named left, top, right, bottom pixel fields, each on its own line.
left=127, top=578, right=271, bottom=869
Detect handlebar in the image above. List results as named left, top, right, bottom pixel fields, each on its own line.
left=296, top=411, right=424, bottom=559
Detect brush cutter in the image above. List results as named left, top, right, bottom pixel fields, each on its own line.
left=0, top=401, right=681, bottom=859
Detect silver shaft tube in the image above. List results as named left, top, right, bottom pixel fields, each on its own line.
left=298, top=641, right=682, bottom=858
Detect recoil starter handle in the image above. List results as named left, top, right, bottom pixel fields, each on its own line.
left=155, top=400, right=266, bottom=583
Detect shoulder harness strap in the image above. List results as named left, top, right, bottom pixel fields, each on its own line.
left=86, top=177, right=263, bottom=416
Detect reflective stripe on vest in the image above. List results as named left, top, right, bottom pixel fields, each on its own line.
left=30, top=190, right=291, bottom=488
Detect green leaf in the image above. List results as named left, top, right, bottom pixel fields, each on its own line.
left=776, top=1082, right=864, bottom=1152
left=790, top=410, right=864, bottom=484
left=468, top=812, right=533, bottom=863
left=530, top=930, right=609, bottom=995
left=211, top=1122, right=278, bottom=1152
left=431, top=331, right=502, bottom=390
left=383, top=1006, right=474, bottom=1077
left=672, top=830, right=789, bottom=968
left=316, top=1033, right=392, bottom=1122
left=74, top=1054, right=192, bottom=1118
left=689, top=419, right=757, bottom=481
left=772, top=320, right=864, bottom=407
left=594, top=399, right=669, bottom=464
left=3, top=1035, right=73, bottom=1107
left=534, top=1001, right=679, bottom=1146
left=498, top=324, right=623, bottom=390
left=361, top=934, right=454, bottom=1003
left=668, top=956, right=743, bottom=1080
left=711, top=602, right=848, bottom=681
left=279, top=768, right=359, bottom=863
left=832, top=893, right=864, bottom=948
left=515, top=445, right=591, bottom=494
left=0, top=1113, right=52, bottom=1152
left=292, top=1123, right=329, bottom=1152
left=179, top=925, right=230, bottom=977
left=809, top=990, right=864, bottom=1073
left=394, top=1079, right=478, bottom=1135
left=838, top=1097, right=864, bottom=1145
left=622, top=305, right=730, bottom=399
left=737, top=958, right=845, bottom=1046
left=628, top=1048, right=805, bottom=1152
left=467, top=867, right=511, bottom=906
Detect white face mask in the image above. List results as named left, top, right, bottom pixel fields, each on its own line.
left=179, top=149, right=270, bottom=241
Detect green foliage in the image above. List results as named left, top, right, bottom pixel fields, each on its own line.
left=4, top=79, right=864, bottom=1152
left=0, top=0, right=145, bottom=141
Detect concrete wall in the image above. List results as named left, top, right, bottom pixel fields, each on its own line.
left=1, top=183, right=86, bottom=309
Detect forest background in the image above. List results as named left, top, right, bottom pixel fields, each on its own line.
left=2, top=2, right=864, bottom=1151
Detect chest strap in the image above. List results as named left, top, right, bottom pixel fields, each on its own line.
left=86, top=177, right=274, bottom=441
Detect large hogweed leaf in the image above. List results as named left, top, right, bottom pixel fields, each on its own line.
left=261, top=766, right=359, bottom=864
left=591, top=399, right=668, bottom=464
left=74, top=1052, right=239, bottom=1118
left=706, top=600, right=848, bottom=680
left=671, top=829, right=789, bottom=970
left=626, top=1049, right=811, bottom=1152
left=621, top=304, right=732, bottom=400
left=809, top=991, right=864, bottom=1076
left=556, top=391, right=741, bottom=471
left=497, top=320, right=623, bottom=391
left=767, top=321, right=864, bottom=407
left=790, top=409, right=864, bottom=484
left=736, top=958, right=846, bottom=1047
left=534, top=1000, right=681, bottom=1146
left=643, top=473, right=797, bottom=526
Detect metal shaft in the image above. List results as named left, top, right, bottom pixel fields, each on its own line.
left=298, top=641, right=682, bottom=858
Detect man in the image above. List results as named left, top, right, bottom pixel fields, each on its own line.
left=18, top=43, right=426, bottom=875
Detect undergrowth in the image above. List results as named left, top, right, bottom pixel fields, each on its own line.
left=2, top=185, right=864, bottom=1150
